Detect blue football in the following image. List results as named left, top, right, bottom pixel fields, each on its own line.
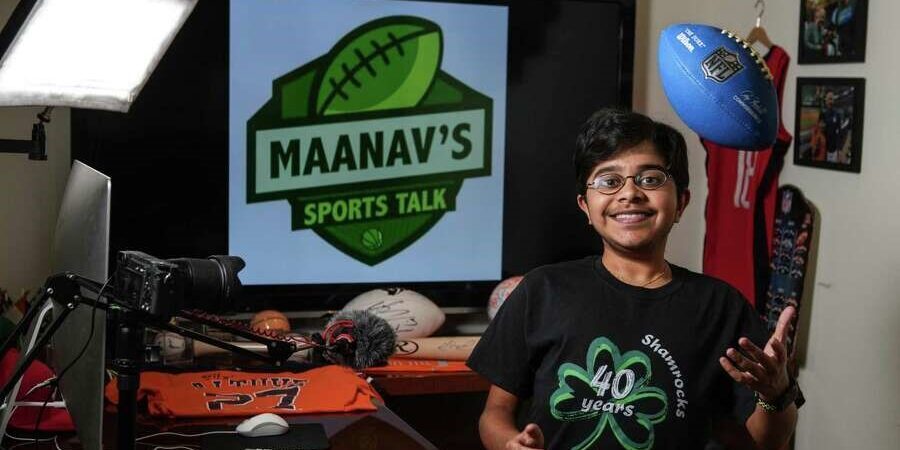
left=658, top=23, right=777, bottom=150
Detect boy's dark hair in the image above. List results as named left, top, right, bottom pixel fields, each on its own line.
left=574, top=108, right=689, bottom=197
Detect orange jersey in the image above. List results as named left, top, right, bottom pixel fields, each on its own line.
left=106, top=365, right=379, bottom=418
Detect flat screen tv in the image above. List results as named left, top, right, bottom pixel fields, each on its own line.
left=72, top=0, right=635, bottom=311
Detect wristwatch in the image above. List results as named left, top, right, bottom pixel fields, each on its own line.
left=755, top=377, right=803, bottom=412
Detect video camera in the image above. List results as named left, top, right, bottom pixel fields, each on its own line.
left=113, top=251, right=245, bottom=318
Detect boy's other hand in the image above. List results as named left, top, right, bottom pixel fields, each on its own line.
left=506, top=423, right=544, bottom=450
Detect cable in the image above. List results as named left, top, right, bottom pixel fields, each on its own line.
left=8, top=438, right=59, bottom=450
left=3, top=432, right=56, bottom=442
left=30, top=386, right=55, bottom=449
left=53, top=277, right=113, bottom=382
left=136, top=430, right=236, bottom=441
left=26, top=277, right=112, bottom=448
left=132, top=431, right=229, bottom=450
left=3, top=433, right=60, bottom=450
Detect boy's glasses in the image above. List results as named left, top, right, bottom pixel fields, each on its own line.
left=586, top=168, right=671, bottom=195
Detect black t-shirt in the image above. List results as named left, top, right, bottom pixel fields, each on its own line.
left=467, top=256, right=768, bottom=450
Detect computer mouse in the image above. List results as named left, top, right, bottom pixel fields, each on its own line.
left=235, top=412, right=290, bottom=437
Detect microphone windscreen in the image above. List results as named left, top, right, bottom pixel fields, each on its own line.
left=325, top=309, right=396, bottom=369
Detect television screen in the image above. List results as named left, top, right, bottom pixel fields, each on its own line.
left=230, top=0, right=508, bottom=284
left=72, top=0, right=634, bottom=310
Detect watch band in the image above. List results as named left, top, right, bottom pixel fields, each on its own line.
left=755, top=377, right=799, bottom=412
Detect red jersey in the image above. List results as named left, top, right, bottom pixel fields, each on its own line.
left=702, top=45, right=791, bottom=308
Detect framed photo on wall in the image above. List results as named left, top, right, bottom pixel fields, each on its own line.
left=798, top=0, right=868, bottom=64
left=794, top=77, right=865, bottom=173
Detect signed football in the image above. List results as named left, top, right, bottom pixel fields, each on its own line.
left=342, top=288, right=444, bottom=338
left=658, top=23, right=777, bottom=150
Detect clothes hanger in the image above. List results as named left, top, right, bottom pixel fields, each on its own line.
left=745, top=0, right=774, bottom=49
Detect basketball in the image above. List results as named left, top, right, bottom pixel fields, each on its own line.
left=250, top=310, right=291, bottom=335
left=488, top=276, right=524, bottom=320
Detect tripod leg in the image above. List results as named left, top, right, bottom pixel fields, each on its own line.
left=111, top=311, right=144, bottom=450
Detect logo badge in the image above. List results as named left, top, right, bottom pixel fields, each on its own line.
left=701, top=47, right=743, bottom=83
left=246, top=16, right=492, bottom=265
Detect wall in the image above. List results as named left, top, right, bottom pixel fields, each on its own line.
left=2, top=1, right=899, bottom=447
left=635, top=1, right=900, bottom=448
left=0, top=2, right=71, bottom=297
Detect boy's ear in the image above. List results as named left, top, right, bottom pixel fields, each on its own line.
left=577, top=194, right=591, bottom=223
left=675, top=189, right=691, bottom=222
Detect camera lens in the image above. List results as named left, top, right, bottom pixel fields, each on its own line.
left=169, top=256, right=246, bottom=312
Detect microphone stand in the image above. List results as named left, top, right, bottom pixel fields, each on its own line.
left=0, top=272, right=306, bottom=450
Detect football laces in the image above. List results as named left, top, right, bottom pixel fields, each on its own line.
left=720, top=28, right=773, bottom=81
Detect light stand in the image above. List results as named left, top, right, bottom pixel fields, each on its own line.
left=0, top=272, right=301, bottom=450
left=0, top=106, right=50, bottom=160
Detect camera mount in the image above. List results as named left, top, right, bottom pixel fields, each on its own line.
left=0, top=272, right=305, bottom=450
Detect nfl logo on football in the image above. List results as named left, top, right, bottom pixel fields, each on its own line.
left=702, top=47, right=743, bottom=83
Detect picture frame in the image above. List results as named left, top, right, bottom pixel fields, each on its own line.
left=794, top=77, right=865, bottom=173
left=798, top=0, right=868, bottom=64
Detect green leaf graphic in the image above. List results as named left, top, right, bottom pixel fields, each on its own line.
left=550, top=337, right=669, bottom=450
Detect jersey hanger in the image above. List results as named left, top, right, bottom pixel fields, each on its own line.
left=746, top=0, right=773, bottom=49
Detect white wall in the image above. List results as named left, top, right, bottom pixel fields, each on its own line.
left=0, top=2, right=71, bottom=297
left=636, top=1, right=900, bottom=449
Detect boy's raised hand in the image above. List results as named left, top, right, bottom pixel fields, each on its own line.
left=719, top=306, right=796, bottom=402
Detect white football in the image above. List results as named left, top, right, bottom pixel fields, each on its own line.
left=342, top=288, right=444, bottom=338
left=487, top=276, right=523, bottom=320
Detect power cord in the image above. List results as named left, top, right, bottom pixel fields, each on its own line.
left=136, top=430, right=237, bottom=441
left=135, top=430, right=235, bottom=450
left=3, top=432, right=60, bottom=450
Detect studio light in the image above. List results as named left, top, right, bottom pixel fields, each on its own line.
left=0, top=0, right=198, bottom=159
left=0, top=0, right=198, bottom=111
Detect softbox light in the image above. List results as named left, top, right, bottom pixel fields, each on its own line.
left=0, top=0, right=198, bottom=112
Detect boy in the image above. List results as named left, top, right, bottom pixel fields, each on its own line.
left=467, top=109, right=800, bottom=449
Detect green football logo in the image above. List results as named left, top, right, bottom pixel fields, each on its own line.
left=315, top=17, right=442, bottom=115
left=361, top=228, right=384, bottom=250
left=247, top=15, right=492, bottom=265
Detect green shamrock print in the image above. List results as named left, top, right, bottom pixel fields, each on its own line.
left=550, top=337, right=668, bottom=450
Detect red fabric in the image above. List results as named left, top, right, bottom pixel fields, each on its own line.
left=106, top=365, right=380, bottom=418
left=0, top=349, right=75, bottom=432
left=702, top=45, right=792, bottom=306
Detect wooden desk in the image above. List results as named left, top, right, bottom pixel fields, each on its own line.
left=369, top=370, right=490, bottom=450
left=370, top=370, right=491, bottom=396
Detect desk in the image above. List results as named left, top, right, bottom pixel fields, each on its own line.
left=370, top=370, right=490, bottom=396
left=0, top=404, right=437, bottom=450
left=369, top=371, right=490, bottom=450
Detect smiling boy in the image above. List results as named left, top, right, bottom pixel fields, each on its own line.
left=467, top=109, right=800, bottom=449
